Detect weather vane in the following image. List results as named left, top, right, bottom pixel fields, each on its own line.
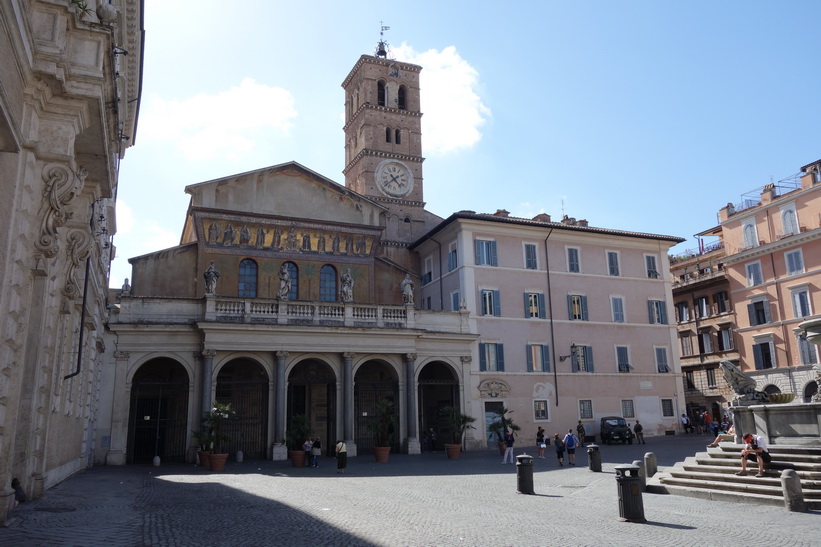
left=375, top=21, right=390, bottom=58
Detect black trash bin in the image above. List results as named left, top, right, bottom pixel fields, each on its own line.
left=516, top=454, right=534, bottom=495
left=614, top=464, right=645, bottom=522
left=587, top=444, right=601, bottom=472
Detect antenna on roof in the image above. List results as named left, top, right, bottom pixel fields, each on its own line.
left=375, top=21, right=390, bottom=58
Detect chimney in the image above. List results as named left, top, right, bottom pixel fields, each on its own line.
left=493, top=209, right=510, bottom=218
left=532, top=213, right=552, bottom=223
left=577, top=219, right=589, bottom=227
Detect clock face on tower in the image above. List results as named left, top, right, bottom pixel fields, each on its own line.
left=375, top=160, right=414, bottom=198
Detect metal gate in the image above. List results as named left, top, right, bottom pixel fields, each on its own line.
left=354, top=384, right=399, bottom=453
left=216, top=360, right=269, bottom=460
left=128, top=379, right=189, bottom=464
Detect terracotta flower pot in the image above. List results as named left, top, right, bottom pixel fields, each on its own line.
left=198, top=451, right=211, bottom=467
left=444, top=443, right=462, bottom=459
left=289, top=449, right=307, bottom=467
left=373, top=446, right=391, bottom=463
left=208, top=453, right=228, bottom=472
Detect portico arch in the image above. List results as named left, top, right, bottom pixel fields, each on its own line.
left=354, top=359, right=399, bottom=453
left=417, top=360, right=459, bottom=450
left=288, top=359, right=337, bottom=455
left=215, top=358, right=269, bottom=459
left=127, top=358, right=189, bottom=464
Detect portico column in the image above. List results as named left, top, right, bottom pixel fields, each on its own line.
left=201, top=349, right=216, bottom=415
left=343, top=352, right=358, bottom=456
left=105, top=351, right=130, bottom=465
left=272, top=351, right=289, bottom=461
left=405, top=353, right=420, bottom=454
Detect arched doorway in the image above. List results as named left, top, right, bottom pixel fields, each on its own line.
left=354, top=360, right=399, bottom=453
left=417, top=361, right=459, bottom=451
left=763, top=384, right=781, bottom=395
left=804, top=381, right=818, bottom=403
left=127, top=358, right=189, bottom=464
left=288, top=359, right=336, bottom=457
left=215, top=358, right=269, bottom=459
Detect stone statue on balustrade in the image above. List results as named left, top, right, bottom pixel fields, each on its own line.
left=719, top=360, right=769, bottom=404
left=340, top=269, right=354, bottom=302
left=204, top=261, right=220, bottom=295
left=400, top=274, right=414, bottom=305
left=277, top=264, right=291, bottom=300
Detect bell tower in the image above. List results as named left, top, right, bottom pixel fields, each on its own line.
left=342, top=33, right=426, bottom=243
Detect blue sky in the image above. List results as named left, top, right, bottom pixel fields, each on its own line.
left=112, top=0, right=821, bottom=287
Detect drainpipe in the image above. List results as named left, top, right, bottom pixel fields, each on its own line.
left=543, top=228, right=558, bottom=405
left=65, top=256, right=91, bottom=380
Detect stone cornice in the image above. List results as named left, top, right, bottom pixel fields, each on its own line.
left=343, top=149, right=424, bottom=175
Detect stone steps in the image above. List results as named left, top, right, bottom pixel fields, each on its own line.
left=647, top=445, right=821, bottom=509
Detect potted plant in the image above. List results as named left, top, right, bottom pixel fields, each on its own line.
left=204, top=402, right=234, bottom=471
left=488, top=406, right=519, bottom=456
left=368, top=398, right=397, bottom=463
left=286, top=414, right=312, bottom=467
left=439, top=405, right=476, bottom=459
left=191, top=427, right=215, bottom=467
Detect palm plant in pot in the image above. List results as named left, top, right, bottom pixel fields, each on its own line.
left=192, top=427, right=215, bottom=467
left=368, top=398, right=397, bottom=463
left=439, top=405, right=476, bottom=459
left=202, top=402, right=234, bottom=471
left=286, top=414, right=312, bottom=467
left=488, top=406, right=519, bottom=456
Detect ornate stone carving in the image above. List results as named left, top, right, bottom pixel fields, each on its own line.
left=460, top=356, right=472, bottom=364
left=113, top=351, right=130, bottom=360
left=275, top=350, right=289, bottom=360
left=61, top=229, right=91, bottom=299
left=343, top=352, right=356, bottom=361
left=202, top=349, right=217, bottom=359
left=340, top=269, right=354, bottom=302
left=203, top=261, right=220, bottom=295
left=719, top=360, right=769, bottom=404
left=400, top=274, right=414, bottom=305
left=478, top=378, right=511, bottom=399
left=35, top=164, right=86, bottom=258
left=405, top=353, right=417, bottom=361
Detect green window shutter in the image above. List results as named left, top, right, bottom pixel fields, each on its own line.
left=526, top=345, right=533, bottom=372
left=497, top=344, right=505, bottom=371
left=479, top=343, right=487, bottom=371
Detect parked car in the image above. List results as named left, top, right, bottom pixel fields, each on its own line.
left=600, top=416, right=632, bottom=445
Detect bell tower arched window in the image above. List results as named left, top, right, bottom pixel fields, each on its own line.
left=395, top=129, right=401, bottom=144
left=377, top=81, right=386, bottom=107
left=239, top=259, right=258, bottom=297
left=398, top=85, right=407, bottom=110
left=385, top=127, right=392, bottom=143
left=320, top=265, right=338, bottom=302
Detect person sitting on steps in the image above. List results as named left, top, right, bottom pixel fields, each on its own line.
left=735, top=432, right=771, bottom=477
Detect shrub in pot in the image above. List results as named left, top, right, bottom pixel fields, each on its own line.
left=439, top=405, right=476, bottom=459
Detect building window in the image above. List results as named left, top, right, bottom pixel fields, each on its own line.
left=607, top=251, right=620, bottom=276
left=698, top=331, right=713, bottom=354
left=283, top=261, right=298, bottom=300
left=791, top=287, right=811, bottom=318
left=385, top=126, right=392, bottom=143
left=479, top=342, right=505, bottom=371
left=675, top=301, right=689, bottom=322
left=534, top=400, right=549, bottom=420
left=646, top=255, right=659, bottom=278
left=572, top=345, right=594, bottom=373
left=685, top=371, right=696, bottom=389
left=798, top=335, right=818, bottom=366
left=422, top=256, right=433, bottom=285
left=655, top=347, right=670, bottom=373
left=661, top=399, right=675, bottom=417
left=611, top=296, right=625, bottom=323
left=238, top=258, right=258, bottom=298
left=395, top=129, right=401, bottom=145
left=451, top=290, right=461, bottom=311
left=695, top=296, right=709, bottom=318
left=680, top=334, right=693, bottom=357
left=621, top=400, right=635, bottom=418
left=377, top=80, right=386, bottom=106
left=648, top=300, right=668, bottom=324
left=753, top=340, right=775, bottom=370
left=481, top=289, right=501, bottom=316
left=397, top=85, right=407, bottom=110
left=743, top=222, right=758, bottom=248
left=526, top=344, right=551, bottom=372
left=567, top=247, right=580, bottom=273
left=715, top=291, right=729, bottom=314
left=718, top=328, right=733, bottom=351
left=579, top=400, right=593, bottom=420
left=475, top=239, right=498, bottom=266
left=747, top=299, right=771, bottom=326
left=447, top=242, right=457, bottom=271
left=616, top=346, right=631, bottom=372
left=568, top=294, right=589, bottom=321
left=746, top=262, right=763, bottom=286
left=319, top=264, right=337, bottom=302
left=781, top=207, right=798, bottom=235
left=524, top=243, right=538, bottom=270
left=524, top=292, right=546, bottom=318
left=786, top=249, right=804, bottom=276
left=706, top=368, right=717, bottom=388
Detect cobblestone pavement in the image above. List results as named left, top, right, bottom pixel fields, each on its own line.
left=2, top=434, right=818, bottom=546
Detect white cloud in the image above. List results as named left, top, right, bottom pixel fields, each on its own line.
left=139, top=78, right=297, bottom=161
left=393, top=44, right=490, bottom=155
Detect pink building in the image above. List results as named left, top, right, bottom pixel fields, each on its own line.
left=412, top=210, right=686, bottom=445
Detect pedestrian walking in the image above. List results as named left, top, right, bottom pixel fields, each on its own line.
left=311, top=438, right=321, bottom=467
left=633, top=420, right=645, bottom=444
left=335, top=440, right=347, bottom=474
left=553, top=433, right=565, bottom=466
left=536, top=426, right=546, bottom=458
left=501, top=430, right=515, bottom=464
left=428, top=428, right=437, bottom=452
left=563, top=429, right=580, bottom=465
left=576, top=420, right=586, bottom=444
left=303, top=436, right=313, bottom=467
